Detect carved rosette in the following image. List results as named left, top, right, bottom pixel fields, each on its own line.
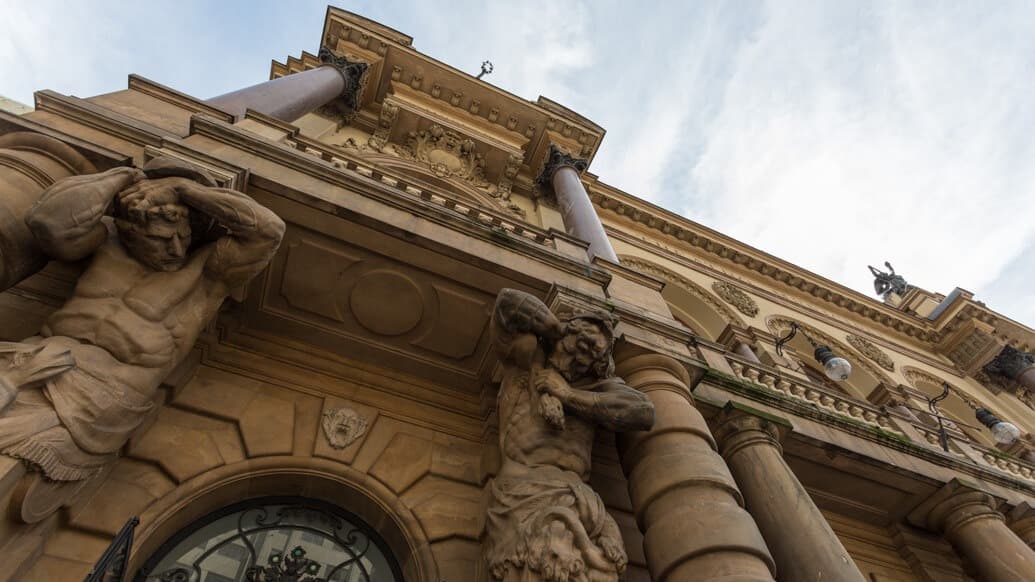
left=318, top=47, right=369, bottom=120
left=397, top=124, right=489, bottom=186
left=711, top=281, right=759, bottom=317
left=846, top=334, right=895, bottom=372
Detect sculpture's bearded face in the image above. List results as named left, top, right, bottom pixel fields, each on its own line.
left=549, top=318, right=614, bottom=382
left=115, top=202, right=193, bottom=272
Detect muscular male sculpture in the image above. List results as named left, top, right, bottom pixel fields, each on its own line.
left=486, top=288, right=655, bottom=582
left=0, top=158, right=285, bottom=520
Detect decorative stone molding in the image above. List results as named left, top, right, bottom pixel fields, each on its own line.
left=712, top=281, right=760, bottom=317
left=397, top=124, right=488, bottom=186
left=321, top=407, right=369, bottom=449
left=846, top=334, right=895, bottom=372
left=618, top=256, right=746, bottom=329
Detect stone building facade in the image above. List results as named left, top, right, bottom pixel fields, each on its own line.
left=1, top=7, right=1034, bottom=581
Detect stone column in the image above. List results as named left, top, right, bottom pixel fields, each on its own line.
left=714, top=403, right=866, bottom=582
left=909, top=479, right=1035, bottom=581
left=1008, top=503, right=1035, bottom=551
left=536, top=145, right=618, bottom=262
left=0, top=132, right=97, bottom=291
left=207, top=48, right=367, bottom=122
left=615, top=351, right=775, bottom=581
left=983, top=346, right=1035, bottom=392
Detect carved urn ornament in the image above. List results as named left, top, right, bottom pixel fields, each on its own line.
left=485, top=289, right=655, bottom=582
left=0, top=157, right=285, bottom=522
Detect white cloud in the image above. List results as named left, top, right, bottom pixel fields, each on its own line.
left=682, top=1, right=1035, bottom=323
left=1, top=1, right=1031, bottom=326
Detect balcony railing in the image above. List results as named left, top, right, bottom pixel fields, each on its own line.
left=284, top=137, right=558, bottom=251
left=719, top=352, right=1035, bottom=486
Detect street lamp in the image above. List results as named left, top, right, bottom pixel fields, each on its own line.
left=919, top=383, right=1021, bottom=451
left=775, top=322, right=852, bottom=381
left=973, top=406, right=1022, bottom=445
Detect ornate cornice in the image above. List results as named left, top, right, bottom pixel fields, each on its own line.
left=591, top=185, right=939, bottom=341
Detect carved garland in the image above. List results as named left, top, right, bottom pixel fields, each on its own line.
left=711, top=281, right=759, bottom=317
left=619, top=256, right=745, bottom=328
left=766, top=317, right=894, bottom=386
left=845, top=334, right=896, bottom=372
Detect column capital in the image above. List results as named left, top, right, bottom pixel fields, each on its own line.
left=983, top=345, right=1035, bottom=382
left=317, top=47, right=370, bottom=118
left=908, top=478, right=1005, bottom=536
left=714, top=402, right=792, bottom=458
left=535, top=144, right=588, bottom=190
left=1008, top=502, right=1035, bottom=549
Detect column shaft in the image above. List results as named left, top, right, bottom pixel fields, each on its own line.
left=551, top=166, right=618, bottom=262
left=615, top=353, right=775, bottom=581
left=918, top=485, right=1035, bottom=581
left=206, top=65, right=346, bottom=122
left=716, top=411, right=866, bottom=581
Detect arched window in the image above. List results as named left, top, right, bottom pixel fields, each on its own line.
left=135, top=497, right=403, bottom=582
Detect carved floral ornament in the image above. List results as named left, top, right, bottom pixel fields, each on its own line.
left=711, top=281, right=759, bottom=317
left=845, top=334, right=896, bottom=372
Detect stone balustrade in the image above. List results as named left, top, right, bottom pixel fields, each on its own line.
left=726, top=358, right=901, bottom=433
left=284, top=136, right=558, bottom=250
left=722, top=354, right=1035, bottom=487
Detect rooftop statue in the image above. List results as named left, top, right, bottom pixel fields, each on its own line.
left=486, top=288, right=654, bottom=582
left=868, top=261, right=910, bottom=299
left=0, top=158, right=285, bottom=521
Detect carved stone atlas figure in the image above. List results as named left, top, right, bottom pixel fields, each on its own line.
left=0, top=157, right=285, bottom=521
left=486, top=288, right=655, bottom=582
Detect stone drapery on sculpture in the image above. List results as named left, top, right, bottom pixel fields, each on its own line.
left=486, top=289, right=654, bottom=582
left=0, top=157, right=285, bottom=522
left=868, top=261, right=910, bottom=298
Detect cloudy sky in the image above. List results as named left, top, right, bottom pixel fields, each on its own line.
left=2, top=1, right=1032, bottom=326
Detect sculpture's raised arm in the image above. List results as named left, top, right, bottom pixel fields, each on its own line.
left=115, top=177, right=286, bottom=287
left=492, top=288, right=564, bottom=367
left=25, top=166, right=144, bottom=261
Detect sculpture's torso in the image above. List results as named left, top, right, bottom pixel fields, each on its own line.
left=498, top=362, right=595, bottom=481
left=41, top=237, right=225, bottom=395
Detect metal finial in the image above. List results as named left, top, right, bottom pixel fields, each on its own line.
left=476, top=60, right=494, bottom=80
